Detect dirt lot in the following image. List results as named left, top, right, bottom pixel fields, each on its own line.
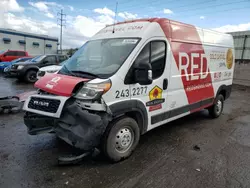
left=1, top=76, right=250, bottom=188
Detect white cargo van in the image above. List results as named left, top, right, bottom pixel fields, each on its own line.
left=23, top=18, right=234, bottom=162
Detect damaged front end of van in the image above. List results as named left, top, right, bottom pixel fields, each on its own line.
left=23, top=73, right=112, bottom=152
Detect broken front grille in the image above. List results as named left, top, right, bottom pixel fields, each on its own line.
left=28, top=97, right=60, bottom=113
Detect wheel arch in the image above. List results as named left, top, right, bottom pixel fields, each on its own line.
left=24, top=67, right=39, bottom=74
left=109, top=100, right=148, bottom=135
left=215, top=84, right=232, bottom=100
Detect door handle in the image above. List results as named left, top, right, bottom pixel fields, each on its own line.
left=163, top=78, right=168, bottom=90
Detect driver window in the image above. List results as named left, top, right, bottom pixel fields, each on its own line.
left=134, top=43, right=150, bottom=66
left=133, top=41, right=166, bottom=79
left=151, top=41, right=166, bottom=79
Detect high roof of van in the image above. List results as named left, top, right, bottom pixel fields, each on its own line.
left=92, top=18, right=233, bottom=48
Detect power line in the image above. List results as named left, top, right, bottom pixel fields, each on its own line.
left=118, top=0, right=248, bottom=14
left=174, top=0, right=249, bottom=14
left=57, top=9, right=66, bottom=54
left=176, top=5, right=250, bottom=19
left=74, top=0, right=248, bottom=20
left=117, top=0, right=177, bottom=11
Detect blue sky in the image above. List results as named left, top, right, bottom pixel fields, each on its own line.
left=1, top=0, right=250, bottom=48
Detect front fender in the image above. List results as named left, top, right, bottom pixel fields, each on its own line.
left=109, top=100, right=148, bottom=134
left=22, top=65, right=39, bottom=73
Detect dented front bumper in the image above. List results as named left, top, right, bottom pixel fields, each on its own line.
left=24, top=100, right=111, bottom=150
left=24, top=112, right=55, bottom=135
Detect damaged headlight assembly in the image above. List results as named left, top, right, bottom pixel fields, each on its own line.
left=74, top=80, right=111, bottom=100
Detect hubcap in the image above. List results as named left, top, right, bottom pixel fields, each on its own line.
left=216, top=100, right=222, bottom=114
left=115, top=127, right=134, bottom=153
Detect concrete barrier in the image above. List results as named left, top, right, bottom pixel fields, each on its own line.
left=233, top=63, right=250, bottom=86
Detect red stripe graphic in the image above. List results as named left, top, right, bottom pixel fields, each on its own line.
left=145, top=18, right=214, bottom=106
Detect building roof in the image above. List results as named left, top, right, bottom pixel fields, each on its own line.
left=227, top=30, right=250, bottom=37
left=0, top=28, right=58, bottom=42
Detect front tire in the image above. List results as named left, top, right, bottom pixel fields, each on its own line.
left=101, top=117, right=140, bottom=162
left=25, top=70, right=37, bottom=83
left=209, top=94, right=224, bottom=118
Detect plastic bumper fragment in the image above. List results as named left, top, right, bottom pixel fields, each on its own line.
left=24, top=112, right=56, bottom=135
left=54, top=102, right=111, bottom=151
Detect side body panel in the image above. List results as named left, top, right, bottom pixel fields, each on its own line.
left=101, top=19, right=234, bottom=133
left=201, top=29, right=234, bottom=98
left=149, top=20, right=234, bottom=130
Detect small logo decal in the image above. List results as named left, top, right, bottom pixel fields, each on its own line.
left=45, top=76, right=61, bottom=89
left=33, top=100, right=49, bottom=107
left=51, top=76, right=61, bottom=83
left=149, top=86, right=163, bottom=100
left=45, top=84, right=54, bottom=89
left=146, top=86, right=165, bottom=112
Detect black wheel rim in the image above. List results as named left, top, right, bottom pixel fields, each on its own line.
left=29, top=73, right=36, bottom=81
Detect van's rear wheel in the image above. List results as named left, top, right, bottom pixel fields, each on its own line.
left=101, top=117, right=140, bottom=162
left=209, top=94, right=224, bottom=118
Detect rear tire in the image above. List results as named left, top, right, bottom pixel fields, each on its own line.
left=209, top=94, right=224, bottom=118
left=101, top=117, right=140, bottom=162
left=25, top=70, right=37, bottom=83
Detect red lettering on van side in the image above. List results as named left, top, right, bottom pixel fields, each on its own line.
left=155, top=18, right=214, bottom=105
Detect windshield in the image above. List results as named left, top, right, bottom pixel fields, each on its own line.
left=61, top=38, right=139, bottom=78
left=13, top=57, right=32, bottom=63
left=0, top=50, right=5, bottom=55
left=30, top=55, right=46, bottom=62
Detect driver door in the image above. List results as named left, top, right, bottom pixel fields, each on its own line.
left=129, top=38, right=170, bottom=131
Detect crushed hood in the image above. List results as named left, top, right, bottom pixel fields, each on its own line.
left=34, top=73, right=89, bottom=97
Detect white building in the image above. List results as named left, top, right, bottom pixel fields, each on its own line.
left=0, top=28, right=58, bottom=56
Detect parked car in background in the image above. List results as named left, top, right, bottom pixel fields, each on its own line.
left=36, top=59, right=68, bottom=79
left=9, top=54, right=68, bottom=82
left=0, top=50, right=30, bottom=62
left=0, top=57, right=32, bottom=72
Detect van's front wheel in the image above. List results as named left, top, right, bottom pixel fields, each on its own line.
left=101, top=117, right=140, bottom=162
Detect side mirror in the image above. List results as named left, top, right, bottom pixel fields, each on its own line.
left=43, top=60, right=49, bottom=64
left=3, top=54, right=6, bottom=57
left=134, top=62, right=153, bottom=85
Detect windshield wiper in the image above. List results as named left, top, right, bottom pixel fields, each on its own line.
left=71, top=70, right=99, bottom=78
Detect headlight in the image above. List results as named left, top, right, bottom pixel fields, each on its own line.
left=74, top=80, right=111, bottom=100
left=0, top=64, right=4, bottom=66
left=17, top=65, right=24, bottom=70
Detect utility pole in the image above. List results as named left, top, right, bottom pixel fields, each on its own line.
left=57, top=9, right=66, bottom=54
